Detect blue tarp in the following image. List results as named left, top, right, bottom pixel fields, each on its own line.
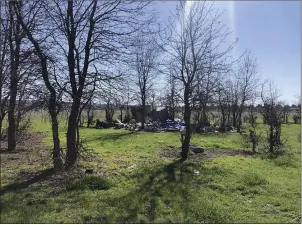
left=165, top=120, right=185, bottom=128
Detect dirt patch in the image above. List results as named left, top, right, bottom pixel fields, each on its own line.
left=0, top=132, right=47, bottom=152
left=0, top=132, right=88, bottom=195
left=160, top=146, right=253, bottom=162
left=159, top=145, right=181, bottom=159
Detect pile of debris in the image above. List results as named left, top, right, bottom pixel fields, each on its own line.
left=95, top=118, right=141, bottom=131
left=143, top=121, right=163, bottom=132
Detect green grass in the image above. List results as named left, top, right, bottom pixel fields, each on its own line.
left=1, top=115, right=300, bottom=223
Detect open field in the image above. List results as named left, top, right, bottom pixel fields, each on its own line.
left=0, top=115, right=301, bottom=223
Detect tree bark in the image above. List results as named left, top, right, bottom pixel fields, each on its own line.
left=141, top=97, right=145, bottom=129
left=7, top=2, right=20, bottom=151
left=65, top=99, right=80, bottom=168
left=181, top=85, right=191, bottom=161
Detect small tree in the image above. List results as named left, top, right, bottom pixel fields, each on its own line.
left=242, top=104, right=262, bottom=153
left=281, top=105, right=290, bottom=124
left=162, top=1, right=237, bottom=160
left=261, top=81, right=284, bottom=154
left=105, top=99, right=115, bottom=123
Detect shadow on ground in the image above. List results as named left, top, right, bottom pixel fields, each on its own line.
left=0, top=169, right=54, bottom=196
left=87, top=130, right=139, bottom=144
left=80, top=159, right=233, bottom=224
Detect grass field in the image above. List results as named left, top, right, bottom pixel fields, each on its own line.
left=0, top=114, right=301, bottom=223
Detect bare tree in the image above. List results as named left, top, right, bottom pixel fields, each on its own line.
left=7, top=1, right=24, bottom=151
left=261, top=80, right=284, bottom=154
left=0, top=1, right=10, bottom=140
left=44, top=0, right=155, bottom=168
left=281, top=104, right=290, bottom=124
left=165, top=64, right=179, bottom=121
left=162, top=1, right=237, bottom=160
left=217, top=76, right=232, bottom=131
left=235, top=51, right=259, bottom=132
left=131, top=35, right=160, bottom=129
left=12, top=1, right=65, bottom=171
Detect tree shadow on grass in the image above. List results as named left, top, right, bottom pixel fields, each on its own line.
left=0, top=168, right=54, bottom=196
left=82, top=159, right=232, bottom=223
left=88, top=131, right=139, bottom=143
left=84, top=159, right=189, bottom=223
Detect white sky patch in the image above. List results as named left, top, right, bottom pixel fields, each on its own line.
left=184, top=0, right=193, bottom=16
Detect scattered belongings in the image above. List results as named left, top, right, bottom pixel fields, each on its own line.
left=165, top=119, right=185, bottom=132
left=144, top=120, right=163, bottom=132
left=94, top=117, right=236, bottom=134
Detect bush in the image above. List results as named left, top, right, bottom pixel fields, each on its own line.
left=66, top=175, right=111, bottom=191
left=241, top=172, right=268, bottom=186
left=272, top=153, right=297, bottom=168
left=293, top=114, right=301, bottom=124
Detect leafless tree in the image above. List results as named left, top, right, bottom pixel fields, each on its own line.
left=12, top=1, right=65, bottom=171
left=7, top=1, right=25, bottom=151
left=131, top=34, right=160, bottom=129
left=193, top=68, right=220, bottom=127
left=217, top=76, right=232, bottom=131
left=241, top=96, right=262, bottom=153
left=234, top=51, right=259, bottom=132
left=281, top=104, right=290, bottom=124
left=44, top=0, right=155, bottom=168
left=165, top=64, right=180, bottom=121
left=0, top=1, right=10, bottom=140
left=161, top=1, right=237, bottom=160
left=261, top=80, right=284, bottom=154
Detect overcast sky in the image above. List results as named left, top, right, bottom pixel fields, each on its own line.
left=154, top=1, right=300, bottom=105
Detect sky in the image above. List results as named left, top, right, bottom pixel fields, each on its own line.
left=155, top=1, right=300, bottom=105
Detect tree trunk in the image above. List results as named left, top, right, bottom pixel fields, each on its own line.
left=0, top=117, right=3, bottom=140
left=181, top=85, right=191, bottom=161
left=86, top=109, right=90, bottom=128
left=220, top=107, right=226, bottom=130
left=141, top=98, right=145, bottom=129
left=171, top=106, right=175, bottom=121
left=66, top=100, right=80, bottom=168
left=269, top=125, right=274, bottom=153
left=232, top=109, right=237, bottom=127
left=237, top=110, right=242, bottom=133
left=49, top=106, right=64, bottom=172
left=7, top=65, right=18, bottom=152
left=7, top=3, right=19, bottom=151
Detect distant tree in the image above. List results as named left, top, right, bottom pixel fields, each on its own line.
left=131, top=34, right=160, bottom=129
left=291, top=104, right=297, bottom=108
left=281, top=105, right=290, bottom=123
left=261, top=80, right=284, bottom=154
left=230, top=51, right=259, bottom=132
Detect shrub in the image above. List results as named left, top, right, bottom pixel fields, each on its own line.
left=272, top=153, right=297, bottom=168
left=66, top=176, right=111, bottom=191
left=293, top=114, right=301, bottom=124
left=241, top=172, right=268, bottom=186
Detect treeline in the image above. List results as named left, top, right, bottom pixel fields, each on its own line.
left=0, top=1, right=300, bottom=171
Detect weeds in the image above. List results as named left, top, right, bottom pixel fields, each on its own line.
left=66, top=175, right=111, bottom=191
